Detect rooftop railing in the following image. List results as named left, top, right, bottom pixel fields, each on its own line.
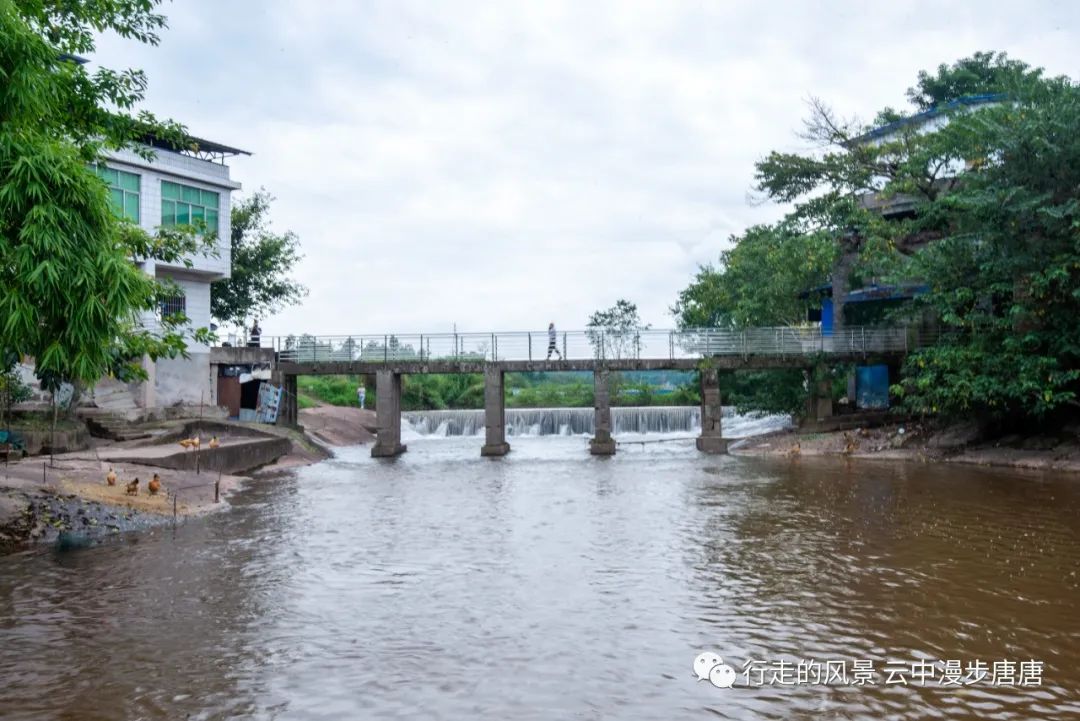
left=256, top=326, right=934, bottom=365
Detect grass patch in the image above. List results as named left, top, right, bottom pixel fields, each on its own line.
left=4, top=412, right=83, bottom=432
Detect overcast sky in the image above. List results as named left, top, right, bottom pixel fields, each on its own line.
left=93, top=1, right=1079, bottom=336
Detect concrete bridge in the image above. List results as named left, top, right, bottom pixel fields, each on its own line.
left=264, top=326, right=927, bottom=457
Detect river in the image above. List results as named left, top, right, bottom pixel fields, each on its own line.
left=2, top=435, right=1079, bottom=720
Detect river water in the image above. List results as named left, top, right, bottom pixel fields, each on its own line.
left=2, top=436, right=1080, bottom=720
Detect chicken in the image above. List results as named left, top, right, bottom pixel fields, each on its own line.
left=191, top=436, right=201, bottom=450
left=148, top=473, right=161, bottom=496
left=178, top=438, right=195, bottom=450
left=105, top=468, right=117, bottom=486
left=208, top=436, right=220, bottom=449
left=125, top=478, right=140, bottom=496
left=787, top=441, right=801, bottom=457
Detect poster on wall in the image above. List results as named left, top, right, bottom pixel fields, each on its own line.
left=254, top=382, right=283, bottom=424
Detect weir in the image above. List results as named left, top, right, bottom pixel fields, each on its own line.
left=366, top=366, right=729, bottom=457
left=403, top=406, right=706, bottom=436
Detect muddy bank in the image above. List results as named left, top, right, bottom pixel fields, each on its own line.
left=731, top=421, right=1080, bottom=472
left=0, top=418, right=333, bottom=553
left=0, top=487, right=179, bottom=554
left=298, top=404, right=376, bottom=447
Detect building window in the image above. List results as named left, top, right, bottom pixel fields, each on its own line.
left=161, top=181, right=220, bottom=232
left=160, top=294, right=186, bottom=318
left=95, top=165, right=140, bottom=222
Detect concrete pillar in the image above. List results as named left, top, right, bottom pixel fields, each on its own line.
left=271, top=371, right=298, bottom=426
left=814, top=363, right=833, bottom=421
left=480, top=367, right=510, bottom=457
left=590, top=368, right=616, bottom=455
left=284, top=374, right=298, bottom=426
left=696, top=367, right=727, bottom=454
left=371, top=370, right=406, bottom=458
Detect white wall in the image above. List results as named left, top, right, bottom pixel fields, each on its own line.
left=158, top=275, right=213, bottom=353
left=155, top=353, right=212, bottom=407
left=96, top=143, right=241, bottom=409
left=104, top=146, right=239, bottom=279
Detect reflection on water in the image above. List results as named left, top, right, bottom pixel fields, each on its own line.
left=2, top=436, right=1080, bottom=720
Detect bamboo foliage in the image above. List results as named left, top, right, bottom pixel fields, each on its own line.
left=0, top=1, right=214, bottom=388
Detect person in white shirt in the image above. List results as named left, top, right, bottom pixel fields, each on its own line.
left=357, top=384, right=366, bottom=409
left=546, top=322, right=562, bottom=360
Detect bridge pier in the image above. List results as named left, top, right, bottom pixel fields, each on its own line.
left=371, top=370, right=407, bottom=458
left=590, top=368, right=616, bottom=455
left=696, top=367, right=727, bottom=454
left=480, top=367, right=510, bottom=457
left=809, top=364, right=834, bottom=421
left=271, top=372, right=299, bottom=426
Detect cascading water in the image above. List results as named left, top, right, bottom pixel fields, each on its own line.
left=402, top=406, right=790, bottom=439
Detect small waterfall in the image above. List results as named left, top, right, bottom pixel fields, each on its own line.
left=402, top=406, right=789, bottom=439
left=404, top=406, right=712, bottom=437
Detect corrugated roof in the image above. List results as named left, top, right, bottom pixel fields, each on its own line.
left=140, top=133, right=252, bottom=159
left=847, top=93, right=1005, bottom=146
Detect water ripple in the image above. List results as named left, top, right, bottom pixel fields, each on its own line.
left=1, top=438, right=1078, bottom=719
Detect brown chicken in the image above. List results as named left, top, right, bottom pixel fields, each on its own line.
left=178, top=438, right=195, bottom=450
left=148, top=473, right=161, bottom=496
left=191, top=436, right=201, bottom=450
left=125, top=478, right=140, bottom=496
left=208, top=436, right=220, bottom=449
left=105, top=468, right=117, bottom=486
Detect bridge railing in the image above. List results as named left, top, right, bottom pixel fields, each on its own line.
left=263, top=326, right=935, bottom=364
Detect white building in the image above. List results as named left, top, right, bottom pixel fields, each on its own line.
left=96, top=136, right=249, bottom=410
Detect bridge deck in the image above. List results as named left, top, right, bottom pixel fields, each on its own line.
left=276, top=352, right=905, bottom=376
left=265, top=326, right=925, bottom=375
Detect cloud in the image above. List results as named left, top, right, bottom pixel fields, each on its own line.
left=91, top=0, right=1080, bottom=335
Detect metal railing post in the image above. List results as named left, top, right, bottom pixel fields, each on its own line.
left=419, top=334, right=424, bottom=361
left=384, top=335, right=388, bottom=362
left=492, top=333, right=497, bottom=361
left=529, top=332, right=532, bottom=361
left=861, top=327, right=866, bottom=358
left=562, top=332, right=567, bottom=360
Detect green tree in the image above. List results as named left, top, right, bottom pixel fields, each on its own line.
left=729, top=51, right=1079, bottom=421
left=906, top=52, right=1040, bottom=110
left=672, top=224, right=834, bottom=328
left=586, top=299, right=650, bottom=359
left=0, top=1, right=212, bottom=391
left=0, top=352, right=32, bottom=430
left=211, top=190, right=307, bottom=329
left=893, top=73, right=1080, bottom=419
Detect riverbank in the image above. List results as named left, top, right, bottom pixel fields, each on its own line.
left=298, top=404, right=376, bottom=446
left=0, top=418, right=334, bottom=553
left=730, top=420, right=1080, bottom=472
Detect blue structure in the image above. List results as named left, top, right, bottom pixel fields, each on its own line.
left=856, top=365, right=890, bottom=409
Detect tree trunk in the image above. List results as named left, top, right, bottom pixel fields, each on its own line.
left=831, top=233, right=863, bottom=332
left=50, top=392, right=57, bottom=466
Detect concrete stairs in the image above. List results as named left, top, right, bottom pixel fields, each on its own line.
left=77, top=378, right=150, bottom=441
left=88, top=379, right=141, bottom=416
left=79, top=410, right=153, bottom=442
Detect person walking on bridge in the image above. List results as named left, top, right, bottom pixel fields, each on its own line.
left=546, top=322, right=562, bottom=361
